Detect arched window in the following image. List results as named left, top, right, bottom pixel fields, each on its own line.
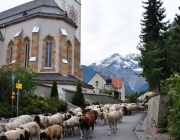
left=24, top=39, right=30, bottom=68
left=67, top=41, right=71, bottom=62
left=45, top=38, right=52, bottom=67
left=67, top=45, right=69, bottom=61
left=9, top=42, right=14, bottom=63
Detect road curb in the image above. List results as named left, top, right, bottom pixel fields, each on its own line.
left=135, top=112, right=154, bottom=140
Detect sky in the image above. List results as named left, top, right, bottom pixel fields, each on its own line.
left=0, top=0, right=179, bottom=65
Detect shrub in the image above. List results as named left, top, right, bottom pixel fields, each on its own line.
left=50, top=80, right=58, bottom=97
left=162, top=73, right=180, bottom=138
left=72, top=81, right=85, bottom=108
left=1, top=96, right=68, bottom=117
left=85, top=98, right=94, bottom=106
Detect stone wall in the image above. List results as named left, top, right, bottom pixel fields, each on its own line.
left=146, top=93, right=169, bottom=125
left=34, top=85, right=51, bottom=97
left=62, top=88, right=123, bottom=104
left=34, top=85, right=123, bottom=104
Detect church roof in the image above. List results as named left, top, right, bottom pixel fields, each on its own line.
left=36, top=73, right=93, bottom=89
left=0, top=0, right=76, bottom=27
left=112, top=78, right=123, bottom=88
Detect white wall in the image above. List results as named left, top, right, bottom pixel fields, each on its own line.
left=88, top=73, right=106, bottom=93
left=58, top=84, right=93, bottom=100
left=0, top=18, right=76, bottom=73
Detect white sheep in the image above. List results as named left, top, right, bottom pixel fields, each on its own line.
left=19, top=121, right=40, bottom=140
left=41, top=113, right=63, bottom=128
left=0, top=127, right=30, bottom=140
left=0, top=118, right=26, bottom=132
left=107, top=111, right=119, bottom=136
left=109, top=106, right=117, bottom=112
left=99, top=109, right=108, bottom=125
left=40, top=125, right=63, bottom=140
left=117, top=108, right=123, bottom=122
left=62, top=116, right=80, bottom=137
left=9, top=115, right=33, bottom=123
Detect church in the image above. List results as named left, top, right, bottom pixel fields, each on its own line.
left=0, top=0, right=94, bottom=98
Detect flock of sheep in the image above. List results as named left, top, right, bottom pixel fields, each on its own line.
left=0, top=102, right=146, bottom=140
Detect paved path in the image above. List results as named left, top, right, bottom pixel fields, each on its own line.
left=33, top=112, right=144, bottom=140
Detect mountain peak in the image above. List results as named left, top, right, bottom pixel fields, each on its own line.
left=83, top=53, right=148, bottom=93
left=93, top=53, right=141, bottom=71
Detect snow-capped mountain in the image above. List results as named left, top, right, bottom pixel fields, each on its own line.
left=82, top=53, right=148, bottom=93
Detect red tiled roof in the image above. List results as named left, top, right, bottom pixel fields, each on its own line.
left=112, top=78, right=123, bottom=88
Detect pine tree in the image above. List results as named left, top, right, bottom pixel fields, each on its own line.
left=72, top=80, right=85, bottom=108
left=136, top=0, right=169, bottom=92
left=164, top=14, right=180, bottom=75
left=50, top=80, right=58, bottom=97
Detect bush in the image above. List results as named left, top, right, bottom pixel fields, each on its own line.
left=162, top=73, right=180, bottom=138
left=50, top=80, right=58, bottom=97
left=0, top=96, right=68, bottom=117
left=72, top=81, right=85, bottom=108
left=85, top=98, right=94, bottom=106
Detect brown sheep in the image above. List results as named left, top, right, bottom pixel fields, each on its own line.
left=40, top=125, right=63, bottom=140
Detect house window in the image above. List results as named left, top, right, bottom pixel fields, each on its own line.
left=45, top=38, right=52, bottom=67
left=9, top=42, right=14, bottom=63
left=24, top=39, right=30, bottom=68
left=96, top=81, right=98, bottom=86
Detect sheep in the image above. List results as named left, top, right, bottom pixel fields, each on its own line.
left=69, top=107, right=82, bottom=115
left=0, top=127, right=30, bottom=140
left=40, top=125, right=63, bottom=140
left=0, top=118, right=26, bottom=132
left=19, top=122, right=40, bottom=140
left=79, top=112, right=95, bottom=140
left=107, top=111, right=119, bottom=136
left=109, top=106, right=117, bottom=112
left=138, top=105, right=146, bottom=111
left=62, top=116, right=80, bottom=137
left=41, top=113, right=63, bottom=128
left=9, top=115, right=33, bottom=123
left=99, top=109, right=108, bottom=125
left=117, top=108, right=123, bottom=122
left=62, top=113, right=72, bottom=121
left=33, top=115, right=46, bottom=129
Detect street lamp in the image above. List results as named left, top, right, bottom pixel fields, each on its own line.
left=11, top=60, right=16, bottom=117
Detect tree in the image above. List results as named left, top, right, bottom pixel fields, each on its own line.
left=164, top=14, right=180, bottom=75
left=128, top=93, right=137, bottom=103
left=136, top=0, right=169, bottom=92
left=0, top=66, right=39, bottom=103
left=72, top=80, right=85, bottom=108
left=50, top=80, right=58, bottom=97
left=0, top=66, right=12, bottom=103
left=15, top=66, right=39, bottom=97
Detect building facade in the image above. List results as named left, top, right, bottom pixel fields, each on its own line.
left=0, top=0, right=94, bottom=100
left=0, top=0, right=81, bottom=78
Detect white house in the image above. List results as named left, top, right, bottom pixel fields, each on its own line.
left=88, top=72, right=125, bottom=101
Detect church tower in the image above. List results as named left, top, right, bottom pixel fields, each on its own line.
left=54, top=0, right=81, bottom=42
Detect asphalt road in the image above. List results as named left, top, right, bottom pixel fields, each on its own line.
left=33, top=112, right=144, bottom=140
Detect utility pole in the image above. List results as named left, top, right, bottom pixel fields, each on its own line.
left=17, top=80, right=19, bottom=117
left=11, top=60, right=16, bottom=117
left=16, top=80, right=22, bottom=117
